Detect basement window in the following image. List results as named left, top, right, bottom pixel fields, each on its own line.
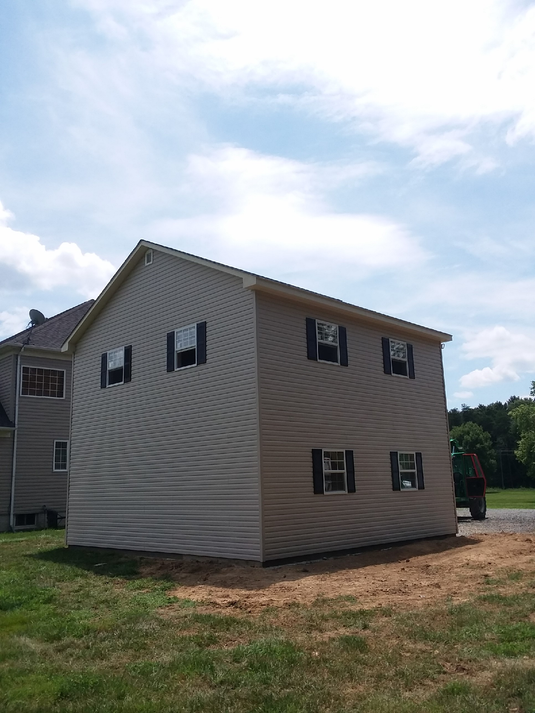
left=15, top=513, right=36, bottom=528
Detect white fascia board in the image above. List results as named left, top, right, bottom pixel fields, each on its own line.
left=246, top=276, right=452, bottom=343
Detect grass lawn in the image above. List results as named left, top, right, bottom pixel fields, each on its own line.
left=1, top=530, right=535, bottom=712
left=485, top=488, right=535, bottom=509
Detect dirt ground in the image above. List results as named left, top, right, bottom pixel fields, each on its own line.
left=139, top=533, right=535, bottom=614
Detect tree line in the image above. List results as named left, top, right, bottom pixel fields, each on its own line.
left=448, top=383, right=535, bottom=488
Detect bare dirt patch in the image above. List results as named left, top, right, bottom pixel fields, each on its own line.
left=139, top=534, right=535, bottom=615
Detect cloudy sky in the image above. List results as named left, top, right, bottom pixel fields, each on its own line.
left=1, top=0, right=535, bottom=407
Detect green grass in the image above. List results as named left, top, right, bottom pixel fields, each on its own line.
left=485, top=487, right=535, bottom=509
left=1, top=531, right=535, bottom=712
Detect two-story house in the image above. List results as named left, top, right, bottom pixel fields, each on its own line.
left=0, top=301, right=93, bottom=531
left=63, top=241, right=457, bottom=564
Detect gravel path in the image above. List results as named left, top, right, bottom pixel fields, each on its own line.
left=457, top=508, right=535, bottom=535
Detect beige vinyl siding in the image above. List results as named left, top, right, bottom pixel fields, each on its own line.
left=0, top=354, right=15, bottom=421
left=14, top=355, right=71, bottom=515
left=256, top=293, right=456, bottom=561
left=67, top=251, right=261, bottom=560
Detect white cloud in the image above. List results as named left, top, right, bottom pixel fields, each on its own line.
left=150, top=146, right=427, bottom=278
left=0, top=202, right=116, bottom=298
left=459, top=326, right=535, bottom=389
left=77, top=0, right=535, bottom=166
left=453, top=391, right=474, bottom=400
left=0, top=307, right=31, bottom=340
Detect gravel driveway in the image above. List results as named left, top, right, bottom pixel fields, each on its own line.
left=457, top=508, right=535, bottom=535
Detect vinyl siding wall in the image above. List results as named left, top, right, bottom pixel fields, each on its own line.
left=14, top=354, right=72, bottom=517
left=0, top=355, right=15, bottom=527
left=0, top=354, right=15, bottom=421
left=67, top=252, right=261, bottom=560
left=256, top=293, right=457, bottom=561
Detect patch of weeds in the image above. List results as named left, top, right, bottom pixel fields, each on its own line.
left=336, top=634, right=369, bottom=652
left=507, top=570, right=524, bottom=582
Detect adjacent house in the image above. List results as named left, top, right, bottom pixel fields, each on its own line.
left=0, top=301, right=93, bottom=531
left=63, top=241, right=457, bottom=564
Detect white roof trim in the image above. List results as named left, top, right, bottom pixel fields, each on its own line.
left=62, top=240, right=452, bottom=350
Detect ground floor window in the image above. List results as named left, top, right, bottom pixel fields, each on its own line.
left=15, top=513, right=36, bottom=528
left=53, top=440, right=69, bottom=471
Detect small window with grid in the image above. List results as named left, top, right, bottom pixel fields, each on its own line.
left=398, top=452, right=417, bottom=489
left=21, top=367, right=65, bottom=398
left=53, top=440, right=69, bottom=472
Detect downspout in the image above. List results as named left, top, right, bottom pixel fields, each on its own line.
left=9, top=347, right=22, bottom=531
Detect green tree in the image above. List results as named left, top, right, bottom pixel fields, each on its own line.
left=509, top=384, right=535, bottom=480
left=450, top=422, right=497, bottom=481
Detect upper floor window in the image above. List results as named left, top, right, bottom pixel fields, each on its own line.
left=21, top=367, right=65, bottom=398
left=167, top=322, right=207, bottom=372
left=306, top=318, right=348, bottom=366
left=53, top=440, right=69, bottom=472
left=100, top=346, right=132, bottom=388
left=382, top=338, right=415, bottom=379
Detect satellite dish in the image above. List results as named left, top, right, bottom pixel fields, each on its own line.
left=29, top=309, right=46, bottom=327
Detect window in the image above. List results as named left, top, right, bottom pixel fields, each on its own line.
left=382, top=337, right=415, bottom=379
left=167, top=322, right=207, bottom=372
left=145, top=249, right=153, bottom=265
left=100, top=346, right=132, bottom=388
left=21, top=367, right=65, bottom=398
left=306, top=318, right=348, bottom=366
left=390, top=451, right=424, bottom=491
left=312, top=449, right=356, bottom=494
left=53, top=440, right=69, bottom=472
left=15, top=513, right=36, bottom=528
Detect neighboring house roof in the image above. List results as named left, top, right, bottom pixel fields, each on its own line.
left=63, top=241, right=452, bottom=351
left=0, top=401, right=14, bottom=429
left=0, top=300, right=94, bottom=355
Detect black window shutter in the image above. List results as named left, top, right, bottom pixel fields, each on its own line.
left=312, top=449, right=324, bottom=494
left=339, top=326, right=348, bottom=366
left=390, top=451, right=401, bottom=491
left=166, top=331, right=175, bottom=372
left=100, top=353, right=108, bottom=389
left=123, top=345, right=132, bottom=383
left=196, top=321, right=207, bottom=364
left=306, top=318, right=318, bottom=361
left=382, top=337, right=392, bottom=374
left=407, top=343, right=415, bottom=379
left=416, top=452, right=424, bottom=490
left=345, top=450, right=355, bottom=493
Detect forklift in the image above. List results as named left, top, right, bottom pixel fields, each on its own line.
left=451, top=438, right=487, bottom=520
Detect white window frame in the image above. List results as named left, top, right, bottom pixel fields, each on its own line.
left=322, top=449, right=348, bottom=494
left=174, top=324, right=197, bottom=370
left=106, top=347, right=125, bottom=387
left=20, top=366, right=66, bottom=399
left=389, top=339, right=408, bottom=378
left=145, top=249, right=153, bottom=265
left=398, top=452, right=417, bottom=490
left=316, top=321, right=340, bottom=365
left=53, top=440, right=69, bottom=472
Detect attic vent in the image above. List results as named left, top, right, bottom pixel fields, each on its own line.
left=145, top=250, right=153, bottom=266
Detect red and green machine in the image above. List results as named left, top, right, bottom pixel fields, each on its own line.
left=450, top=439, right=487, bottom=520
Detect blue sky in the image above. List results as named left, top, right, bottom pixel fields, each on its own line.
left=1, top=0, right=535, bottom=408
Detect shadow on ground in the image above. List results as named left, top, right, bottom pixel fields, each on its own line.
left=31, top=534, right=482, bottom=591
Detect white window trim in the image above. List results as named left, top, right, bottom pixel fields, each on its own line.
left=316, top=321, right=340, bottom=366
left=106, top=347, right=125, bottom=387
left=398, top=451, right=417, bottom=490
left=389, top=338, right=409, bottom=378
left=174, top=324, right=197, bottom=370
left=322, top=448, right=348, bottom=495
left=20, top=366, right=67, bottom=400
left=53, top=440, right=69, bottom=472
left=145, top=249, right=153, bottom=265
